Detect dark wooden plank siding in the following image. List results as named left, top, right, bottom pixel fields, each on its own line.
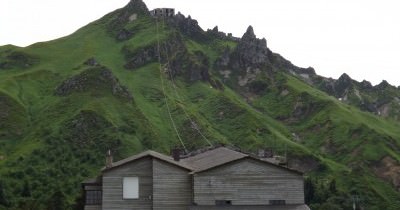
left=193, top=159, right=304, bottom=205
left=152, top=159, right=192, bottom=210
left=84, top=185, right=101, bottom=191
left=189, top=204, right=310, bottom=210
left=84, top=205, right=101, bottom=210
left=102, top=157, right=153, bottom=210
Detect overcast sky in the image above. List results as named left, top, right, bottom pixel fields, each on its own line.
left=1, top=0, right=399, bottom=86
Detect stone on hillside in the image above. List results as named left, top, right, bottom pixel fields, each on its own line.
left=84, top=57, right=99, bottom=66
left=124, top=46, right=158, bottom=69
left=116, top=29, right=134, bottom=41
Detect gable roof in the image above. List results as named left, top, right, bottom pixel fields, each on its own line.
left=99, top=147, right=302, bottom=175
left=191, top=155, right=303, bottom=175
left=181, top=147, right=248, bottom=172
left=101, top=150, right=193, bottom=172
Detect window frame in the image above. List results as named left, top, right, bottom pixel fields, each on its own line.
left=85, top=190, right=102, bottom=205
left=122, top=177, right=139, bottom=199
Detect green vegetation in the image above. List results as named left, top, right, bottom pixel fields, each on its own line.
left=1, top=3, right=400, bottom=210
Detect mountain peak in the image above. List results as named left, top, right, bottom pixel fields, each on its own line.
left=338, top=73, right=351, bottom=82
left=124, top=0, right=149, bottom=14
left=376, top=80, right=390, bottom=90
left=242, top=25, right=256, bottom=40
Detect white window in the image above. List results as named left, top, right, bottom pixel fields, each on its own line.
left=123, top=177, right=139, bottom=199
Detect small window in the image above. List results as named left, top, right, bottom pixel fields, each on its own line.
left=269, top=200, right=286, bottom=205
left=123, top=177, right=139, bottom=199
left=215, top=200, right=232, bottom=206
left=86, top=190, right=102, bottom=205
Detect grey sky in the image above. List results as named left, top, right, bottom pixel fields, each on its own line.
left=1, top=0, right=399, bottom=86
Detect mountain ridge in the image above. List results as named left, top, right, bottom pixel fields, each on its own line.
left=1, top=0, right=400, bottom=209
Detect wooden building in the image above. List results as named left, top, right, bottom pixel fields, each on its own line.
left=150, top=8, right=175, bottom=17
left=82, top=147, right=310, bottom=210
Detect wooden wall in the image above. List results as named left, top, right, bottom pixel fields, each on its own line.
left=152, top=159, right=192, bottom=210
left=102, top=157, right=153, bottom=210
left=84, top=206, right=101, bottom=210
left=193, top=158, right=304, bottom=205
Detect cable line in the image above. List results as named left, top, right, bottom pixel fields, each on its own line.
left=160, top=19, right=213, bottom=147
left=155, top=18, right=187, bottom=152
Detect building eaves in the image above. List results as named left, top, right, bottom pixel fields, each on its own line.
left=101, top=150, right=193, bottom=172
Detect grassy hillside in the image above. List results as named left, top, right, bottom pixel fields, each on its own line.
left=1, top=1, right=400, bottom=209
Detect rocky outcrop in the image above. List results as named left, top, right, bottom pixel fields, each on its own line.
left=373, top=156, right=400, bottom=191
left=230, top=26, right=270, bottom=69
left=63, top=110, right=121, bottom=149
left=84, top=57, right=99, bottom=66
left=124, top=46, right=158, bottom=69
left=187, top=51, right=211, bottom=82
left=55, top=66, right=133, bottom=101
left=123, top=0, right=149, bottom=15
left=376, top=80, right=390, bottom=91
left=108, top=0, right=149, bottom=40
left=0, top=51, right=38, bottom=70
left=216, top=26, right=271, bottom=71
left=214, top=26, right=272, bottom=88
left=206, top=26, right=227, bottom=40
left=124, top=33, right=185, bottom=70
left=334, top=73, right=353, bottom=96
left=116, top=29, right=134, bottom=41
left=123, top=33, right=211, bottom=82
left=169, top=13, right=207, bottom=41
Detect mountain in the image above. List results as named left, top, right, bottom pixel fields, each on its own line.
left=1, top=0, right=400, bottom=209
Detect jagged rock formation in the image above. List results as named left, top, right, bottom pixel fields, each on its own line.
left=206, top=26, right=228, bottom=40
left=216, top=26, right=270, bottom=70
left=214, top=26, right=274, bottom=88
left=169, top=13, right=207, bottom=41
left=231, top=26, right=270, bottom=69
left=309, top=72, right=400, bottom=119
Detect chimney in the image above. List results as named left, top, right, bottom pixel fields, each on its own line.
left=258, top=149, right=265, bottom=158
left=265, top=148, right=273, bottom=158
left=258, top=148, right=273, bottom=158
left=171, top=148, right=181, bottom=161
left=106, top=150, right=113, bottom=168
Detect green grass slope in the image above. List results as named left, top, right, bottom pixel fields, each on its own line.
left=0, top=2, right=399, bottom=209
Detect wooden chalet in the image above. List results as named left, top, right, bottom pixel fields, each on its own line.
left=82, top=147, right=310, bottom=210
